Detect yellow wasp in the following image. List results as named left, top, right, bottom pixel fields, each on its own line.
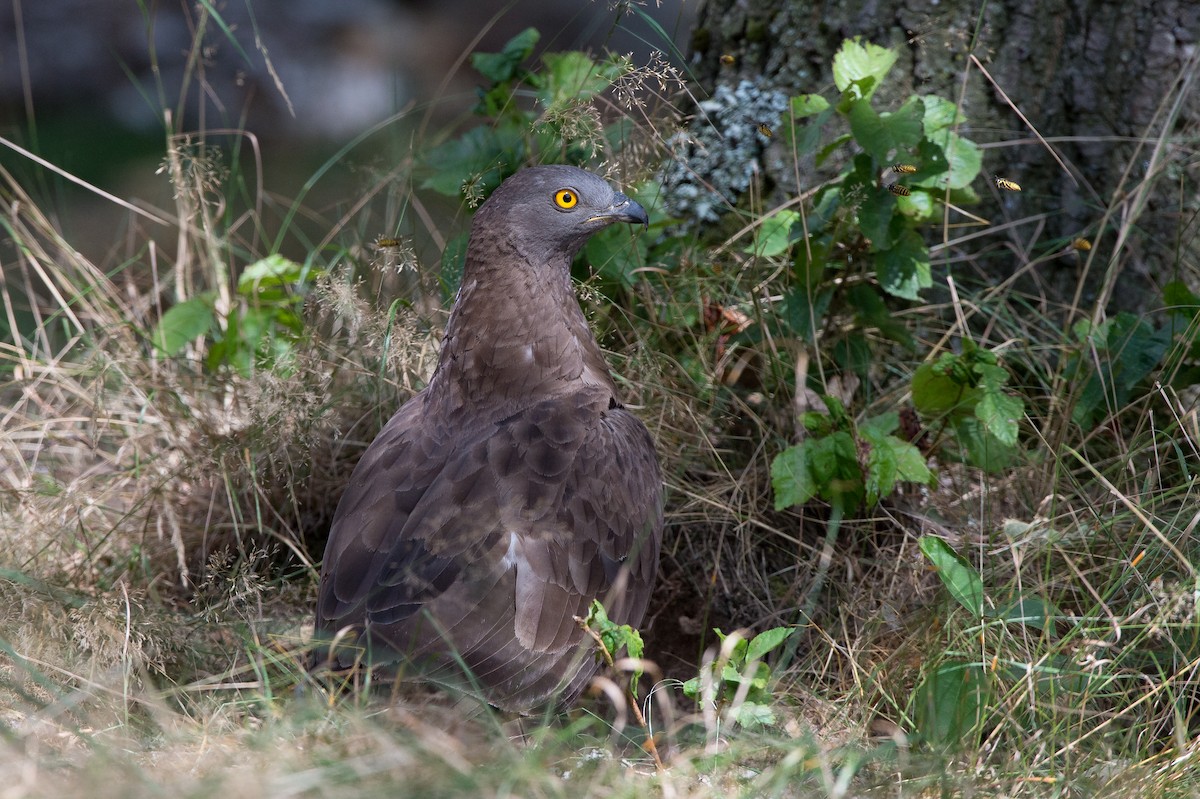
left=720, top=54, right=736, bottom=65
left=993, top=175, right=1021, bottom=192
left=1072, top=238, right=1092, bottom=251
left=887, top=183, right=911, bottom=197
left=891, top=164, right=918, bottom=174
left=756, top=122, right=774, bottom=138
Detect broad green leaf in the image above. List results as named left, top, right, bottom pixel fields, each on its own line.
left=874, top=228, right=931, bottom=300
left=1163, top=280, right=1200, bottom=316
left=539, top=52, right=623, bottom=107
left=846, top=284, right=915, bottom=349
left=748, top=209, right=799, bottom=258
left=783, top=283, right=833, bottom=344
left=907, top=362, right=964, bottom=412
left=922, top=130, right=982, bottom=190
left=790, top=93, right=830, bottom=118
left=832, top=38, right=898, bottom=100
left=730, top=701, right=776, bottom=727
left=832, top=332, right=872, bottom=379
left=584, top=599, right=645, bottom=696
left=785, top=115, right=830, bottom=159
left=746, top=627, right=793, bottom=662
left=860, top=425, right=931, bottom=505
left=771, top=444, right=815, bottom=509
left=896, top=187, right=936, bottom=220
left=893, top=439, right=933, bottom=483
left=422, top=127, right=507, bottom=197
left=846, top=96, right=923, bottom=163
left=976, top=390, right=1023, bottom=446
left=1069, top=313, right=1172, bottom=430
left=856, top=186, right=899, bottom=250
left=998, top=597, right=1061, bottom=630
left=471, top=27, right=539, bottom=83
left=955, top=416, right=1020, bottom=472
left=921, top=94, right=964, bottom=134
left=238, top=254, right=305, bottom=290
left=918, top=535, right=984, bottom=616
left=914, top=661, right=989, bottom=747
left=858, top=411, right=900, bottom=438
left=972, top=361, right=1010, bottom=391
left=815, top=133, right=853, bottom=167
left=152, top=296, right=214, bottom=356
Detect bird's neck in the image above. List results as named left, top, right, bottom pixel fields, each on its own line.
left=428, top=238, right=615, bottom=412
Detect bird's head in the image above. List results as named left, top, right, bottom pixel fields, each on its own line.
left=469, top=165, right=648, bottom=265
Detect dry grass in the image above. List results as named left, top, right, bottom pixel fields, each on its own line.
left=4, top=6, right=1200, bottom=798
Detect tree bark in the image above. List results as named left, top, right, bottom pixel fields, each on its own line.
left=686, top=0, right=1200, bottom=310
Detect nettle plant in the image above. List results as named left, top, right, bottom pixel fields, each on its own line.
left=758, top=38, right=1026, bottom=512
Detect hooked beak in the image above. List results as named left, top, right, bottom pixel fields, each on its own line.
left=587, top=192, right=649, bottom=230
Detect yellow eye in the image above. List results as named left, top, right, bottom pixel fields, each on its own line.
left=555, top=189, right=578, bottom=209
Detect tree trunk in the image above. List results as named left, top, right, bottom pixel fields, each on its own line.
left=685, top=0, right=1200, bottom=311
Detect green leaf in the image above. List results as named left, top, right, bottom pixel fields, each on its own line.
left=771, top=444, right=816, bottom=509
left=422, top=127, right=508, bottom=197
left=790, top=94, right=830, bottom=118
left=846, top=284, right=914, bottom=349
left=748, top=209, right=799, bottom=257
left=730, top=701, right=776, bottom=727
left=471, top=27, right=539, bottom=83
left=815, top=133, right=853, bottom=167
left=918, top=535, right=984, bottom=616
left=921, top=95, right=964, bottom=134
left=152, top=296, right=215, bottom=356
left=584, top=599, right=645, bottom=695
left=919, top=130, right=982, bottom=190
left=892, top=439, right=933, bottom=483
left=860, top=425, right=932, bottom=505
left=955, top=416, right=1019, bottom=472
left=746, top=627, right=793, bottom=662
left=539, top=52, right=623, bottom=107
left=832, top=38, right=898, bottom=101
left=976, top=390, right=1023, bottom=446
left=238, top=254, right=306, bottom=291
left=1068, top=312, right=1172, bottom=430
left=846, top=96, right=923, bottom=163
left=874, top=228, right=931, bottom=300
left=998, top=597, right=1061, bottom=630
left=783, top=283, right=833, bottom=344
left=914, top=661, right=989, bottom=747
left=1163, top=280, right=1200, bottom=317
left=856, top=186, right=899, bottom=250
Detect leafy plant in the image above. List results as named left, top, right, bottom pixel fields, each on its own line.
left=580, top=599, right=646, bottom=696
left=1066, top=306, right=1176, bottom=431
left=421, top=27, right=627, bottom=202
left=911, top=338, right=1025, bottom=471
left=152, top=254, right=319, bottom=375
left=682, top=626, right=794, bottom=728
left=771, top=395, right=932, bottom=512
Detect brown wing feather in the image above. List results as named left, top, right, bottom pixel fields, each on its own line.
left=313, top=384, right=662, bottom=710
